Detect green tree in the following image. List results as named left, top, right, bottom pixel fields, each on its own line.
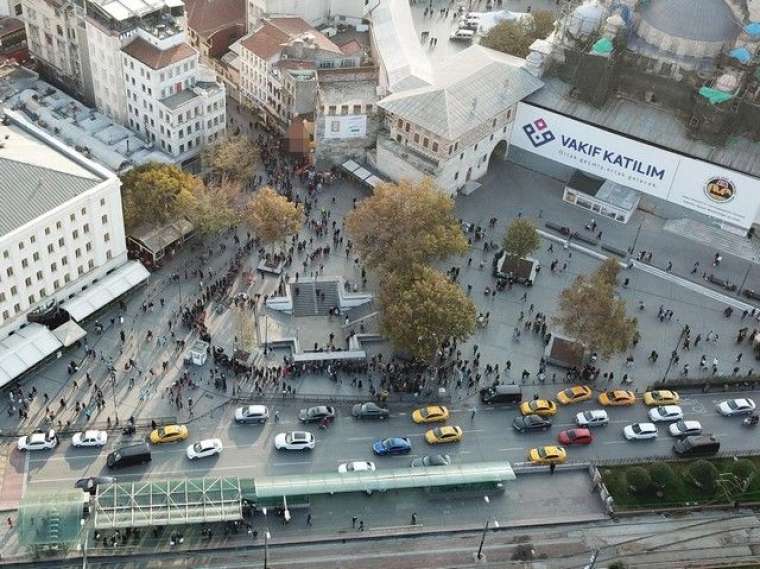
left=730, top=459, right=755, bottom=483
left=244, top=186, right=303, bottom=253
left=688, top=460, right=719, bottom=494
left=378, top=266, right=476, bottom=362
left=531, top=10, right=556, bottom=39
left=596, top=257, right=621, bottom=288
left=553, top=267, right=638, bottom=359
left=120, top=162, right=199, bottom=232
left=345, top=178, right=467, bottom=272
left=203, top=135, right=259, bottom=184
left=625, top=466, right=651, bottom=495
left=649, top=463, right=675, bottom=489
left=481, top=20, right=533, bottom=58
left=502, top=219, right=540, bottom=262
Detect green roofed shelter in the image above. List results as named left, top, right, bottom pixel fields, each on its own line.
left=251, top=461, right=516, bottom=502
left=18, top=489, right=87, bottom=547
left=94, top=477, right=244, bottom=529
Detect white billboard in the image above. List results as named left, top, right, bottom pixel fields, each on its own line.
left=512, top=102, right=760, bottom=228
left=323, top=115, right=367, bottom=140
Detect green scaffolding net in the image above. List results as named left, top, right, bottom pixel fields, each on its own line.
left=698, top=86, right=734, bottom=104
left=18, top=490, right=86, bottom=547
left=591, top=37, right=614, bottom=55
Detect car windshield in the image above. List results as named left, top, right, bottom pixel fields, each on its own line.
left=633, top=424, right=645, bottom=433
left=421, top=408, right=434, bottom=418
left=363, top=404, right=375, bottom=413
left=729, top=401, right=740, bottom=409
left=193, top=442, right=205, bottom=452
left=537, top=448, right=550, bottom=458
left=583, top=411, right=594, bottom=420
left=674, top=421, right=687, bottom=431
left=157, top=428, right=167, bottom=437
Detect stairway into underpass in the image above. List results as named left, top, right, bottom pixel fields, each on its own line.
left=315, top=281, right=340, bottom=316
left=290, top=281, right=318, bottom=316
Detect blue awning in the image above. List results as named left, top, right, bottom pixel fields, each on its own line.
left=729, top=47, right=751, bottom=64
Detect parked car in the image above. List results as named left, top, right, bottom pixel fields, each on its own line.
left=556, top=385, right=593, bottom=405
left=410, top=454, right=451, bottom=468
left=575, top=409, right=609, bottom=427
left=668, top=420, right=703, bottom=437
left=351, top=402, right=390, bottom=420
left=338, top=461, right=376, bottom=473
left=149, top=424, right=189, bottom=444
left=528, top=446, right=567, bottom=465
left=519, top=399, right=558, bottom=417
left=107, top=443, right=151, bottom=469
left=425, top=426, right=464, bottom=445
left=624, top=423, right=658, bottom=440
left=372, top=437, right=412, bottom=456
left=72, top=430, right=108, bottom=448
left=558, top=428, right=593, bottom=446
left=411, top=405, right=450, bottom=424
left=298, top=406, right=336, bottom=423
left=673, top=435, right=720, bottom=457
left=512, top=414, right=552, bottom=432
left=643, top=390, right=680, bottom=406
left=274, top=431, right=315, bottom=451
left=75, top=476, right=115, bottom=494
left=186, top=438, right=223, bottom=460
left=598, top=390, right=636, bottom=406
left=18, top=430, right=57, bottom=451
left=450, top=28, right=475, bottom=41
left=234, top=405, right=269, bottom=424
left=717, top=398, right=756, bottom=416
left=648, top=405, right=684, bottom=422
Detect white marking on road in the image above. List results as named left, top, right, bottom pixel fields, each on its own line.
left=498, top=447, right=525, bottom=452
left=346, top=436, right=376, bottom=442
left=22, top=451, right=29, bottom=497
left=459, top=450, right=472, bottom=455
left=270, top=461, right=312, bottom=467
left=603, top=441, right=629, bottom=445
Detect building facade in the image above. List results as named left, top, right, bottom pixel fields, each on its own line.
left=0, top=110, right=127, bottom=337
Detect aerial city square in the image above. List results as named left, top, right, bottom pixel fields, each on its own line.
left=0, top=0, right=759, bottom=567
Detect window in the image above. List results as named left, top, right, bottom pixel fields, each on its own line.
left=1, top=311, right=8, bottom=321
left=0, top=292, right=5, bottom=302
left=75, top=248, right=82, bottom=258
left=81, top=207, right=86, bottom=215
left=61, top=256, right=68, bottom=266
left=53, top=280, right=60, bottom=290
left=10, top=286, right=16, bottom=296
left=28, top=294, right=35, bottom=304
left=69, top=213, right=75, bottom=222
left=341, top=105, right=349, bottom=115
left=83, top=224, right=89, bottom=234
left=14, top=304, right=21, bottom=314
left=492, top=119, right=497, bottom=127
left=56, top=221, right=62, bottom=229
left=366, top=104, right=373, bottom=114
left=58, top=238, right=65, bottom=247
left=77, top=266, right=84, bottom=275
left=106, top=250, right=112, bottom=260
left=50, top=262, right=57, bottom=272
left=5, top=267, right=12, bottom=277
left=21, top=259, right=28, bottom=268
left=454, top=172, right=459, bottom=181
left=353, top=105, right=361, bottom=114
left=30, top=235, right=35, bottom=244
left=72, top=230, right=79, bottom=239
left=36, top=271, right=43, bottom=281
left=88, top=259, right=95, bottom=269
left=32, top=252, right=39, bottom=262
left=100, top=198, right=105, bottom=206
left=17, top=242, right=23, bottom=250
left=64, top=274, right=71, bottom=283
left=460, top=153, right=464, bottom=160
left=432, top=142, right=439, bottom=152
left=39, top=288, right=47, bottom=298
left=423, top=137, right=429, bottom=148
left=24, top=277, right=31, bottom=286
left=2, top=251, right=7, bottom=259
left=405, top=122, right=410, bottom=132
left=414, top=133, right=420, bottom=143
left=85, top=242, right=92, bottom=252
left=101, top=214, right=108, bottom=224
left=396, top=118, right=403, bottom=128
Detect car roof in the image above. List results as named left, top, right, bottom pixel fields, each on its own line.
left=389, top=437, right=408, bottom=445
left=246, top=405, right=267, bottom=413
left=291, top=431, right=310, bottom=440
left=659, top=405, right=681, bottom=412
left=29, top=433, right=47, bottom=441
left=681, top=420, right=701, bottom=428
left=84, top=430, right=100, bottom=437
left=588, top=409, right=607, bottom=417
left=163, top=425, right=182, bottom=433
left=637, top=423, right=657, bottom=430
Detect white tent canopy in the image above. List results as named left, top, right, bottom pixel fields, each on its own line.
left=61, top=262, right=149, bottom=322
left=0, top=324, right=62, bottom=388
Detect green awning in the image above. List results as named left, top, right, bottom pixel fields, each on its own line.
left=253, top=461, right=516, bottom=500
left=699, top=86, right=734, bottom=104
left=591, top=37, right=613, bottom=54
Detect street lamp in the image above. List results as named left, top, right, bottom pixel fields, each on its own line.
left=476, top=495, right=498, bottom=561
left=261, top=507, right=271, bottom=569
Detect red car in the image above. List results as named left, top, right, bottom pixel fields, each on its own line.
left=558, top=428, right=593, bottom=446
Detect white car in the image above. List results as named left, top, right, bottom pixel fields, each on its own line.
left=234, top=405, right=269, bottom=424
left=186, top=438, right=223, bottom=460
left=648, top=405, right=684, bottom=423
left=18, top=430, right=58, bottom=451
left=338, top=461, right=376, bottom=473
left=274, top=431, right=315, bottom=451
left=575, top=409, right=609, bottom=427
left=717, top=398, right=756, bottom=416
left=72, top=430, right=108, bottom=448
left=668, top=420, right=703, bottom=437
left=624, top=423, right=658, bottom=440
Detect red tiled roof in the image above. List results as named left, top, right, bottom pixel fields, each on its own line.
left=184, top=0, right=244, bottom=40
left=240, top=22, right=290, bottom=60
left=268, top=17, right=342, bottom=54
left=338, top=39, right=362, bottom=56
left=122, top=37, right=195, bottom=70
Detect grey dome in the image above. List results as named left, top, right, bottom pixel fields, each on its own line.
left=639, top=0, right=740, bottom=42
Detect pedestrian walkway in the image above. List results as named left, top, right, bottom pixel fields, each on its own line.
left=0, top=449, right=26, bottom=511
left=664, top=218, right=760, bottom=264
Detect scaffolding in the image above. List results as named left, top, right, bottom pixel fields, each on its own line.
left=94, top=477, right=243, bottom=530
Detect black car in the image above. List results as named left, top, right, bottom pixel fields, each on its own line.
left=298, top=405, right=336, bottom=423
left=512, top=414, right=552, bottom=432
left=411, top=454, right=451, bottom=467
left=351, top=402, right=390, bottom=420
left=75, top=476, right=115, bottom=494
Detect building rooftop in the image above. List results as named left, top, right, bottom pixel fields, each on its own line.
left=269, top=17, right=342, bottom=54
left=160, top=88, right=199, bottom=110
left=0, top=63, right=174, bottom=172
left=122, top=37, right=196, bottom=70
left=639, top=0, right=741, bottom=43
left=240, top=17, right=342, bottom=60
left=319, top=74, right=379, bottom=105
left=379, top=45, right=543, bottom=140
left=0, top=113, right=107, bottom=236
left=369, top=0, right=432, bottom=92
left=184, top=0, right=244, bottom=40
left=526, top=77, right=760, bottom=180
left=240, top=21, right=290, bottom=59
left=0, top=17, right=24, bottom=36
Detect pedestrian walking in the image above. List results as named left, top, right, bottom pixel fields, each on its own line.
left=352, top=515, right=358, bottom=528
left=411, top=512, right=417, bottom=525
left=306, top=513, right=312, bottom=526
left=359, top=520, right=364, bottom=531
left=471, top=407, right=477, bottom=420
left=6, top=517, right=12, bottom=528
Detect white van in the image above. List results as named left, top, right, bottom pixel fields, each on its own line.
left=450, top=28, right=475, bottom=41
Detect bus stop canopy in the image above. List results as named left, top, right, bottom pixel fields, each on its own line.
left=18, top=489, right=87, bottom=547
left=94, top=477, right=244, bottom=529
left=252, top=461, right=516, bottom=500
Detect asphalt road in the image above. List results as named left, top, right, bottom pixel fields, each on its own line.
left=22, top=389, right=760, bottom=489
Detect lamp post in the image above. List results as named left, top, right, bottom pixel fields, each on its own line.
left=261, top=507, right=271, bottom=569
left=476, top=495, right=498, bottom=561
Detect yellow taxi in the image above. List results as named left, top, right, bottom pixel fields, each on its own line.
left=556, top=385, right=593, bottom=405
left=643, top=390, right=680, bottom=406
left=598, top=390, right=637, bottom=406
left=412, top=405, right=450, bottom=424
left=519, top=399, right=558, bottom=417
left=528, top=446, right=567, bottom=465
left=424, top=425, right=464, bottom=445
left=149, top=424, right=189, bottom=444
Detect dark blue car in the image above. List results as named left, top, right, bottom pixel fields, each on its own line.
left=372, top=437, right=412, bottom=456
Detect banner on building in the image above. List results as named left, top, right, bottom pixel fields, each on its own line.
left=512, top=102, right=760, bottom=228
left=323, top=115, right=367, bottom=140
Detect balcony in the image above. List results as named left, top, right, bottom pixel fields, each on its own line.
left=377, top=134, right=440, bottom=177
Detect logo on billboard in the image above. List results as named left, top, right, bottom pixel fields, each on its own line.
left=522, top=118, right=555, bottom=148
left=704, top=176, right=736, bottom=204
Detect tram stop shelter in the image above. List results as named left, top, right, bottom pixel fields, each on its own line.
left=18, top=489, right=88, bottom=550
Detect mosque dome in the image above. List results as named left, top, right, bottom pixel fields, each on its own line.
left=715, top=72, right=739, bottom=92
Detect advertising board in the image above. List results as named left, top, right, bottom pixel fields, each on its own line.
left=512, top=102, right=760, bottom=228
left=323, top=114, right=367, bottom=140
